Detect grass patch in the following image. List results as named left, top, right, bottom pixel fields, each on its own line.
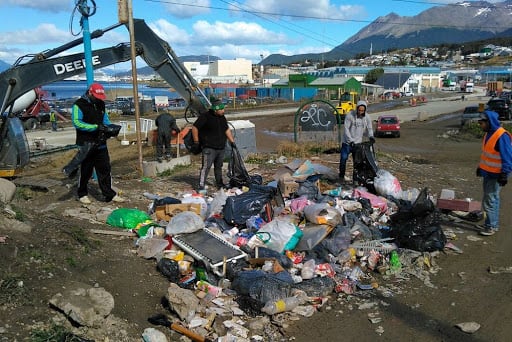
left=277, top=141, right=339, bottom=158
left=30, top=324, right=84, bottom=342
left=64, top=226, right=99, bottom=253
left=0, top=276, right=32, bottom=306
left=158, top=163, right=194, bottom=177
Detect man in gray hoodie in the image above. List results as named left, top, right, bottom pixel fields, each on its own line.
left=339, top=100, right=375, bottom=181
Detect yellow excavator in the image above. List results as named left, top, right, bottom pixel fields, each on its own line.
left=336, top=91, right=359, bottom=122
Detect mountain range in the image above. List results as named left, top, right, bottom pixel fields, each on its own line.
left=263, top=0, right=512, bottom=65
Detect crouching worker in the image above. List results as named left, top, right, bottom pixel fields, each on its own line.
left=155, top=112, right=180, bottom=162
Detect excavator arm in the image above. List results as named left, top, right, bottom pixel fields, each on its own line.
left=0, top=19, right=210, bottom=176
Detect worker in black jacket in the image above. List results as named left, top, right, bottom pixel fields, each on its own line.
left=191, top=99, right=235, bottom=191
left=69, top=83, right=125, bottom=204
left=155, top=112, right=180, bottom=162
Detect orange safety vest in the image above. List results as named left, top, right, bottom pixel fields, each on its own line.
left=479, top=127, right=511, bottom=173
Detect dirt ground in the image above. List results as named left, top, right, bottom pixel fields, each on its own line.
left=1, top=104, right=511, bottom=341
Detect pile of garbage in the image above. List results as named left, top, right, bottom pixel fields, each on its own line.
left=103, top=158, right=457, bottom=341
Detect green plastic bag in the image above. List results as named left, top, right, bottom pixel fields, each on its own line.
left=106, top=208, right=152, bottom=229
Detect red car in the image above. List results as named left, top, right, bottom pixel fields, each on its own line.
left=375, top=115, right=400, bottom=138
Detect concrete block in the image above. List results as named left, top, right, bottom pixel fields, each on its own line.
left=142, top=155, right=191, bottom=177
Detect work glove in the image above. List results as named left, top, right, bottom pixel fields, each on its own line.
left=476, top=168, right=482, bottom=177
left=97, top=124, right=107, bottom=143
left=369, top=137, right=376, bottom=144
left=230, top=141, right=236, bottom=148
left=498, top=173, right=508, bottom=187
left=190, top=142, right=201, bottom=155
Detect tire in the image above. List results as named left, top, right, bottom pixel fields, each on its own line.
left=396, top=132, right=400, bottom=138
left=24, top=118, right=38, bottom=130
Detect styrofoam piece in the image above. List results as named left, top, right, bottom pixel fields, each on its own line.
left=349, top=238, right=397, bottom=253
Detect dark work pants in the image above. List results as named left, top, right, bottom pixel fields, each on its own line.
left=339, top=142, right=353, bottom=178
left=199, top=147, right=225, bottom=188
left=77, top=145, right=116, bottom=201
left=156, top=130, right=172, bottom=159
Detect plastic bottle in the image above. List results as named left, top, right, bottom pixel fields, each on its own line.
left=301, top=259, right=316, bottom=280
left=389, top=250, right=402, bottom=271
left=261, top=297, right=299, bottom=315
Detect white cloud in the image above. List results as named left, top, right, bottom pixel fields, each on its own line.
left=0, top=0, right=71, bottom=12
left=149, top=19, right=191, bottom=45
left=239, top=0, right=366, bottom=20
left=163, top=0, right=211, bottom=18
left=191, top=20, right=289, bottom=45
left=0, top=23, right=71, bottom=45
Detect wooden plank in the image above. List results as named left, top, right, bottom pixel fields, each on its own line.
left=90, top=229, right=136, bottom=237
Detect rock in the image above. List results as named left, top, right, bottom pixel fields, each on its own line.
left=142, top=327, right=169, bottom=342
left=455, top=321, right=481, bottom=333
left=0, top=217, right=32, bottom=233
left=0, top=178, right=16, bottom=203
left=49, top=282, right=115, bottom=327
left=166, top=283, right=200, bottom=322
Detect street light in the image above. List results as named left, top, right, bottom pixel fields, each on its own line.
left=260, top=54, right=265, bottom=87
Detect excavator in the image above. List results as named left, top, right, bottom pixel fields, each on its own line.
left=335, top=91, right=359, bottom=122
left=0, top=19, right=210, bottom=177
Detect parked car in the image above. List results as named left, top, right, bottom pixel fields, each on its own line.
left=460, top=105, right=481, bottom=127
left=404, top=91, right=414, bottom=97
left=487, top=98, right=511, bottom=120
left=375, top=115, right=400, bottom=138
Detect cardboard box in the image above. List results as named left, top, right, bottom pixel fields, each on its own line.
left=278, top=176, right=320, bottom=198
left=278, top=178, right=300, bottom=198
left=436, top=198, right=481, bottom=212
left=155, top=203, right=202, bottom=221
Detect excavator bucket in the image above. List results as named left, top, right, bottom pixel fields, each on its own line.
left=0, top=116, right=30, bottom=177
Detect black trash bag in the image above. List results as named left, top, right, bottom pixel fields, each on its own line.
left=389, top=188, right=446, bottom=252
left=296, top=174, right=323, bottom=200
left=352, top=141, right=379, bottom=193
left=319, top=223, right=352, bottom=256
left=223, top=184, right=276, bottom=226
left=293, top=277, right=336, bottom=297
left=156, top=258, right=180, bottom=283
left=231, top=270, right=294, bottom=304
left=228, top=145, right=252, bottom=188
left=183, top=129, right=202, bottom=154
left=234, top=295, right=265, bottom=317
left=153, top=196, right=181, bottom=207
left=254, top=247, right=293, bottom=269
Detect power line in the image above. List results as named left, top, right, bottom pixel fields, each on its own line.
left=219, top=0, right=340, bottom=48
left=145, top=0, right=507, bottom=30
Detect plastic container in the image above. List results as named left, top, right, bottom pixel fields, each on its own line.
left=301, top=259, right=316, bottom=280
left=261, top=297, right=299, bottom=315
left=389, top=250, right=402, bottom=271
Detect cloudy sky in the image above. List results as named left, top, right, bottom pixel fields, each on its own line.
left=0, top=0, right=503, bottom=68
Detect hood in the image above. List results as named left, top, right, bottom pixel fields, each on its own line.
left=356, top=100, right=367, bottom=110
left=482, top=110, right=500, bottom=133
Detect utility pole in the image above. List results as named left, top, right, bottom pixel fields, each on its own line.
left=118, top=0, right=143, bottom=176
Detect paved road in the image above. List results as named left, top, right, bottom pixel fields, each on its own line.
left=24, top=91, right=488, bottom=151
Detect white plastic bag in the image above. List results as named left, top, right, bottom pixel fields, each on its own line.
left=374, top=169, right=402, bottom=198
left=166, top=211, right=204, bottom=235
left=257, top=218, right=303, bottom=253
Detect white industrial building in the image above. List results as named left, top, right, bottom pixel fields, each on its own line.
left=183, top=58, right=253, bottom=84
